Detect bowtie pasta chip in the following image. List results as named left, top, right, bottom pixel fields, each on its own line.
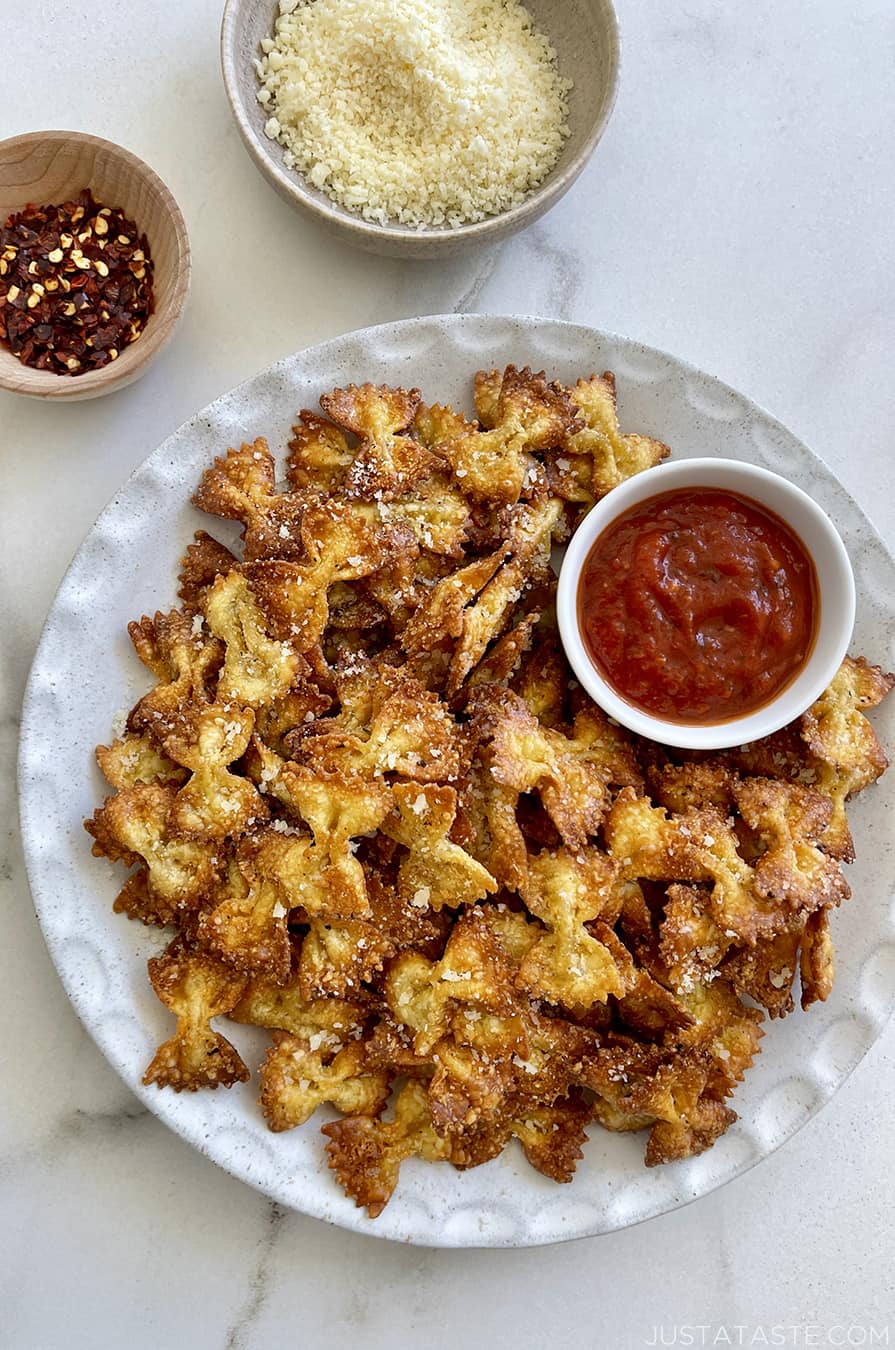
left=192, top=437, right=308, bottom=562
left=85, top=362, right=891, bottom=1214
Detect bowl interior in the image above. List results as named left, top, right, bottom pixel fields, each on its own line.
left=223, top=0, right=619, bottom=250
left=0, top=132, right=190, bottom=398
left=557, top=459, right=856, bottom=750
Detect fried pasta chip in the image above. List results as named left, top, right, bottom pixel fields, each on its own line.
left=192, top=436, right=308, bottom=560
left=566, top=372, right=670, bottom=501
left=647, top=759, right=737, bottom=817
left=506, top=1092, right=592, bottom=1180
left=163, top=702, right=267, bottom=839
left=471, top=688, right=615, bottom=854
left=143, top=938, right=249, bottom=1091
left=459, top=610, right=539, bottom=701
left=323, top=1079, right=453, bottom=1217
left=596, top=924, right=695, bottom=1038
left=178, top=531, right=240, bottom=615
left=799, top=656, right=894, bottom=860
left=454, top=754, right=531, bottom=892
left=253, top=681, right=332, bottom=758
left=384, top=783, right=497, bottom=912
left=518, top=848, right=626, bottom=1011
left=513, top=634, right=568, bottom=727
left=260, top=1032, right=390, bottom=1131
left=197, top=847, right=293, bottom=981
left=472, top=368, right=503, bottom=429
left=385, top=911, right=519, bottom=1057
left=287, top=410, right=354, bottom=493
left=437, top=366, right=580, bottom=504
left=297, top=659, right=460, bottom=782
left=447, top=499, right=562, bottom=694
left=658, top=883, right=732, bottom=995
left=401, top=546, right=509, bottom=660
left=299, top=870, right=446, bottom=999
left=606, top=789, right=786, bottom=946
left=86, top=781, right=220, bottom=915
left=280, top=763, right=391, bottom=904
left=127, top=609, right=223, bottom=739
left=321, top=383, right=441, bottom=501
left=95, top=734, right=187, bottom=790
left=204, top=570, right=302, bottom=707
left=86, top=361, right=892, bottom=1218
left=426, top=1012, right=527, bottom=1135
left=581, top=1038, right=737, bottom=1165
left=798, top=907, right=836, bottom=1009
left=242, top=504, right=412, bottom=653
left=377, top=475, right=470, bottom=558
left=732, top=776, right=850, bottom=914
left=230, top=959, right=368, bottom=1041
left=720, top=922, right=803, bottom=1018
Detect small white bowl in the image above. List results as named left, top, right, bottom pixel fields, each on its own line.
left=556, top=458, right=856, bottom=751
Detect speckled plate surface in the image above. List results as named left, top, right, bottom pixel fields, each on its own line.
left=18, top=315, right=895, bottom=1247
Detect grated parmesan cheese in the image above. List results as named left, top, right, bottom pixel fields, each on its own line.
left=256, top=0, right=572, bottom=227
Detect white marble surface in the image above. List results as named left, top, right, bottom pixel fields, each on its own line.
left=1, top=0, right=893, bottom=1346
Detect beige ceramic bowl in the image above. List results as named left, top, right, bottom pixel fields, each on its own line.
left=0, top=131, right=190, bottom=401
left=221, top=0, right=619, bottom=258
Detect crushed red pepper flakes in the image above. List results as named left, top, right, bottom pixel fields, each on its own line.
left=0, top=188, right=155, bottom=376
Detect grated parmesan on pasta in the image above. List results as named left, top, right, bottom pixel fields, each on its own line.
left=255, top=0, right=573, bottom=228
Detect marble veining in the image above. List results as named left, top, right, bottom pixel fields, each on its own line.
left=224, top=1205, right=286, bottom=1350
left=2, top=0, right=894, bottom=1343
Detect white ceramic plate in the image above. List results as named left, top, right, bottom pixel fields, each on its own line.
left=18, top=315, right=895, bottom=1248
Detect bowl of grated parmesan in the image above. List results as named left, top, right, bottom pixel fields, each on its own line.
left=221, top=0, right=619, bottom=257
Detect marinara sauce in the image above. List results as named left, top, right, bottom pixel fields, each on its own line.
left=577, top=487, right=819, bottom=725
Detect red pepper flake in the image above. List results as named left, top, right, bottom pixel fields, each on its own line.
left=0, top=188, right=155, bottom=376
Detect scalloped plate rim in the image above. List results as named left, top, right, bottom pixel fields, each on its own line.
left=17, top=313, right=895, bottom=1248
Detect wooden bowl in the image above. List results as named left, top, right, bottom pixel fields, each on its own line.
left=0, top=131, right=190, bottom=400
left=221, top=0, right=619, bottom=259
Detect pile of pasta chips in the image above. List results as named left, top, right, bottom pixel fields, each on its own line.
left=86, top=365, right=893, bottom=1217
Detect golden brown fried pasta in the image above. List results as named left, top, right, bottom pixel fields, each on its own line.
left=277, top=763, right=392, bottom=915
left=800, top=656, right=894, bottom=859
left=163, top=702, right=267, bottom=839
left=86, top=781, right=221, bottom=914
left=95, top=734, right=187, bottom=791
left=287, top=410, right=354, bottom=493
left=296, top=657, right=461, bottom=782
left=197, top=849, right=293, bottom=981
left=299, top=869, right=447, bottom=999
left=323, top=1079, right=453, bottom=1217
left=192, top=437, right=308, bottom=561
left=517, top=847, right=625, bottom=1012
left=384, top=782, right=497, bottom=912
left=321, top=383, right=440, bottom=501
left=471, top=687, right=616, bottom=853
left=260, top=1032, right=390, bottom=1131
left=230, top=958, right=369, bottom=1041
left=178, top=531, right=240, bottom=614
left=85, top=362, right=893, bottom=1218
left=437, top=366, right=580, bottom=504
left=566, top=372, right=670, bottom=501
left=204, top=570, right=302, bottom=707
left=127, top=610, right=223, bottom=739
left=143, top=938, right=249, bottom=1091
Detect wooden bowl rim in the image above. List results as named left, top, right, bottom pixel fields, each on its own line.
left=0, top=129, right=191, bottom=400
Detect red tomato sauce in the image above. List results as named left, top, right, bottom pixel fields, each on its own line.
left=577, top=487, right=819, bottom=725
